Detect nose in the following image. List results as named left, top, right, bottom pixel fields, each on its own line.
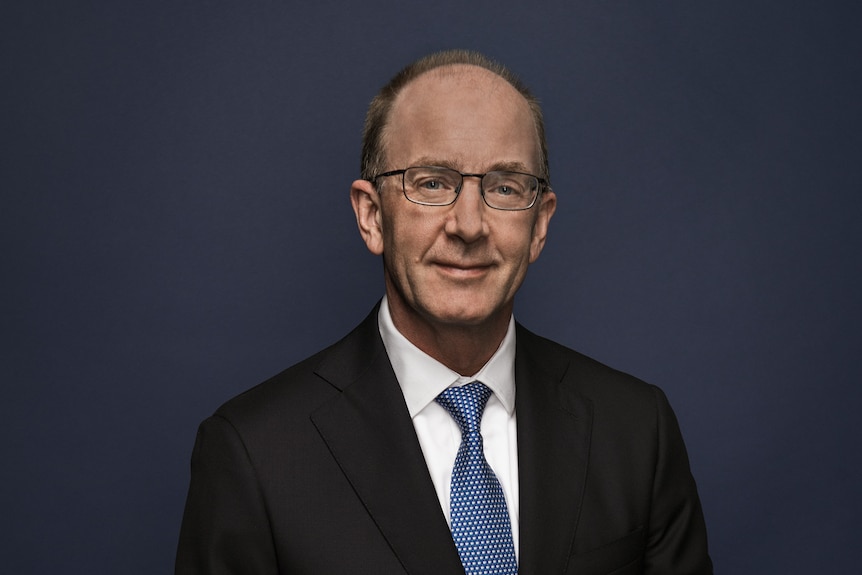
left=444, top=176, right=489, bottom=243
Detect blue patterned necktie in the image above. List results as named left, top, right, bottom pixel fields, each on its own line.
left=436, top=381, right=518, bottom=575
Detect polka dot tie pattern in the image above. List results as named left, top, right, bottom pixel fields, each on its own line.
left=435, top=381, right=518, bottom=575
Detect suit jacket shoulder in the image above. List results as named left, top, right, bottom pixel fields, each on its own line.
left=215, top=305, right=385, bottom=421
left=516, top=322, right=655, bottom=399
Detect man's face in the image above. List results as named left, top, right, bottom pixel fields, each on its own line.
left=353, top=65, right=555, bottom=336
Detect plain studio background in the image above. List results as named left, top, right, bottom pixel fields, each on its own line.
left=2, top=1, right=860, bottom=573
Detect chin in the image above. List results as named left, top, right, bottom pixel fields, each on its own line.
left=420, top=298, right=504, bottom=328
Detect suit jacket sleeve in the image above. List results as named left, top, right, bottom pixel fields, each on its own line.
left=645, top=386, right=711, bottom=574
left=175, top=415, right=278, bottom=575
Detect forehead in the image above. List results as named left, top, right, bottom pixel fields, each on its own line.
left=383, top=65, right=540, bottom=171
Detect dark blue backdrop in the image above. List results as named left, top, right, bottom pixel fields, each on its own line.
left=3, top=1, right=860, bottom=573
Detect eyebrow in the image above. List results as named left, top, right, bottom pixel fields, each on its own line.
left=410, top=157, right=534, bottom=174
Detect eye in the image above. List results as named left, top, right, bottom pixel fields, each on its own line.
left=419, top=178, right=444, bottom=191
left=407, top=168, right=460, bottom=194
left=487, top=180, right=526, bottom=198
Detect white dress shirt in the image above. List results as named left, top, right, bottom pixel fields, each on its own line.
left=377, top=296, right=520, bottom=557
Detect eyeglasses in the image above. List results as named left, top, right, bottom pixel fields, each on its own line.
left=370, top=166, right=547, bottom=211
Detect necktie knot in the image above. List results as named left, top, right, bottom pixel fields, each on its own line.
left=435, top=381, right=492, bottom=435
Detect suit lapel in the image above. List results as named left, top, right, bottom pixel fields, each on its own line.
left=310, top=309, right=464, bottom=575
left=515, top=325, right=593, bottom=575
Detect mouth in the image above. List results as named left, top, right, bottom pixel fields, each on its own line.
left=433, top=261, right=493, bottom=278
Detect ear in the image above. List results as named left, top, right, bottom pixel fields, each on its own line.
left=529, top=188, right=556, bottom=263
left=350, top=179, right=385, bottom=255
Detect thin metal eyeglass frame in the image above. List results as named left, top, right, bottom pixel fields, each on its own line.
left=369, top=166, right=548, bottom=211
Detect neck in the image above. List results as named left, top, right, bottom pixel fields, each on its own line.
left=386, top=296, right=511, bottom=376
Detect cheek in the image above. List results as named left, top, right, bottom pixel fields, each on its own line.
left=495, top=217, right=538, bottom=258
left=383, top=206, right=441, bottom=254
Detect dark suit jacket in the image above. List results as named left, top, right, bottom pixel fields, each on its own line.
left=176, top=306, right=712, bottom=574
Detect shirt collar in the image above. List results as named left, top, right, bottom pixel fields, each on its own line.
left=378, top=295, right=517, bottom=418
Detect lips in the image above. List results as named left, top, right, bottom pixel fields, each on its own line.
left=433, top=260, right=493, bottom=278
left=436, top=261, right=490, bottom=269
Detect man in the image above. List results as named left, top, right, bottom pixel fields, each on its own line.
left=176, top=50, right=712, bottom=574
